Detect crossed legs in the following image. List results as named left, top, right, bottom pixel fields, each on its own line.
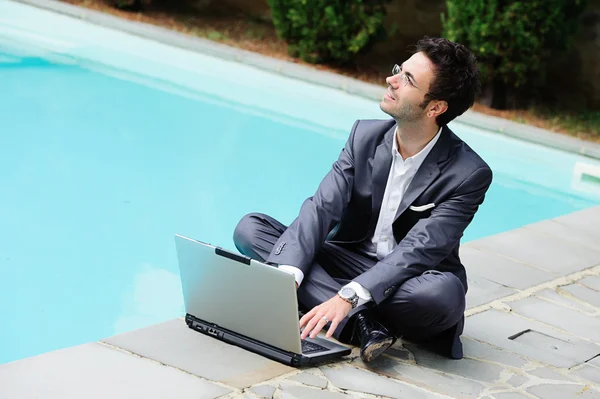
left=233, top=213, right=466, bottom=351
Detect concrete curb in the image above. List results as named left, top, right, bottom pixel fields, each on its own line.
left=11, top=0, right=600, bottom=160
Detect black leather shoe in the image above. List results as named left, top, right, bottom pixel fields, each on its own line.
left=353, top=312, right=396, bottom=363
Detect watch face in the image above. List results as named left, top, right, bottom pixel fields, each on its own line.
left=340, top=287, right=355, bottom=299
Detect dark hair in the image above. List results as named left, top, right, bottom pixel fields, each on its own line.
left=415, top=37, right=481, bottom=126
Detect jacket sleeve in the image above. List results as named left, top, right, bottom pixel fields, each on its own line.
left=353, top=165, right=493, bottom=304
left=266, top=120, right=359, bottom=272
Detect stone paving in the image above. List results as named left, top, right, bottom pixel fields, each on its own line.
left=2, top=1, right=600, bottom=398
left=2, top=206, right=600, bottom=399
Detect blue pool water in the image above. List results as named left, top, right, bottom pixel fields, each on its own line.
left=1, top=1, right=600, bottom=364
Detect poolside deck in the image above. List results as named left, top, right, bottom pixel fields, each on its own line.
left=2, top=1, right=600, bottom=397
left=2, top=205, right=600, bottom=399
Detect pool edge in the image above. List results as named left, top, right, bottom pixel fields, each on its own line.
left=7, top=0, right=600, bottom=161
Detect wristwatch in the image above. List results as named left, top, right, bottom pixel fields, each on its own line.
left=338, top=287, right=359, bottom=308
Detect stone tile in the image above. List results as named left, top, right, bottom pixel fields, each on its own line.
left=404, top=343, right=505, bottom=383
left=462, top=337, right=528, bottom=368
left=571, top=364, right=600, bottom=385
left=386, top=346, right=411, bottom=361
left=361, top=356, right=485, bottom=398
left=589, top=355, right=600, bottom=367
left=0, top=343, right=231, bottom=399
left=580, top=276, right=600, bottom=292
left=509, top=297, right=600, bottom=342
left=249, top=385, right=276, bottom=399
left=492, top=393, right=532, bottom=399
left=536, top=289, right=598, bottom=314
left=466, top=273, right=516, bottom=308
left=102, top=319, right=293, bottom=389
left=279, top=382, right=348, bottom=399
left=552, top=207, right=600, bottom=243
left=527, top=383, right=600, bottom=399
left=288, top=372, right=328, bottom=389
left=562, top=284, right=600, bottom=308
left=464, top=309, right=600, bottom=368
left=526, top=219, right=600, bottom=251
left=468, top=227, right=600, bottom=275
left=528, top=367, right=573, bottom=381
left=506, top=373, right=529, bottom=387
left=321, top=365, right=440, bottom=399
left=461, top=246, right=554, bottom=289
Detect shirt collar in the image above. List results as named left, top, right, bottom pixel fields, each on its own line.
left=392, top=126, right=443, bottom=167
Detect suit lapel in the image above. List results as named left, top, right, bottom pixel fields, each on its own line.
left=370, top=125, right=396, bottom=215
left=394, top=126, right=452, bottom=220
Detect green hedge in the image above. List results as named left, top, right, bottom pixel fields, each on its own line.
left=268, top=0, right=390, bottom=64
left=442, top=0, right=587, bottom=108
left=113, top=0, right=145, bottom=11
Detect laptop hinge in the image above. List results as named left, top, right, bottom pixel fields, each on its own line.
left=215, top=247, right=251, bottom=265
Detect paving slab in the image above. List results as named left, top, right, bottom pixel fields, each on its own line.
left=536, top=289, right=599, bottom=314
left=464, top=309, right=600, bottom=368
left=361, top=356, right=485, bottom=398
left=483, top=392, right=531, bottom=399
left=561, top=284, right=600, bottom=308
left=466, top=273, right=516, bottom=308
left=288, top=372, right=328, bottom=388
left=551, top=207, right=600, bottom=243
left=461, top=246, right=554, bottom=289
left=321, top=365, right=443, bottom=399
left=571, top=364, right=600, bottom=385
left=489, top=393, right=531, bottom=399
left=468, top=227, right=600, bottom=274
left=278, top=382, right=349, bottom=399
left=527, top=367, right=573, bottom=381
left=404, top=343, right=505, bottom=383
left=102, top=319, right=293, bottom=389
left=386, top=345, right=411, bottom=361
left=527, top=383, right=600, bottom=399
left=580, top=276, right=600, bottom=291
left=249, top=385, right=276, bottom=399
left=0, top=343, right=231, bottom=399
left=509, top=296, right=600, bottom=342
left=506, top=373, right=529, bottom=387
left=461, top=337, right=529, bottom=368
left=526, top=219, right=600, bottom=251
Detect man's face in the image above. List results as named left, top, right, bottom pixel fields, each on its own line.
left=380, top=52, right=435, bottom=122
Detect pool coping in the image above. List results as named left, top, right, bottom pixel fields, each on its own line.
left=3, top=205, right=600, bottom=398
left=10, top=0, right=600, bottom=161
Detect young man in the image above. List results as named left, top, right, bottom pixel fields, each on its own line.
left=233, top=37, right=492, bottom=363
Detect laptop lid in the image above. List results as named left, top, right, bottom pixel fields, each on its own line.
left=174, top=234, right=303, bottom=354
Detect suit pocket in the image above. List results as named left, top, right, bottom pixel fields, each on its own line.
left=409, top=203, right=436, bottom=212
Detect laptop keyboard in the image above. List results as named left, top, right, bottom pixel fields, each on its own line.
left=301, top=340, right=328, bottom=354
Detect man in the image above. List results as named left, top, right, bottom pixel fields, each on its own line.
left=233, top=37, right=492, bottom=363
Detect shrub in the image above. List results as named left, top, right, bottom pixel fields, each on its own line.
left=267, top=0, right=390, bottom=64
left=113, top=0, right=147, bottom=11
left=442, top=0, right=588, bottom=109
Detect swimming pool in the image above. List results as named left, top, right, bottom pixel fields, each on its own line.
left=1, top=0, right=600, bottom=364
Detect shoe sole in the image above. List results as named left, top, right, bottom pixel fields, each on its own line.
left=361, top=337, right=395, bottom=363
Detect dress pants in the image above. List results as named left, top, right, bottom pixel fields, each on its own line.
left=233, top=213, right=466, bottom=357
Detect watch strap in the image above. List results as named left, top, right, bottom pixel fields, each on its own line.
left=337, top=291, right=359, bottom=309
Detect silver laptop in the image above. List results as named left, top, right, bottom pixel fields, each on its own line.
left=174, top=234, right=351, bottom=366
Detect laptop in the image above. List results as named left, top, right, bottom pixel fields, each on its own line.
left=174, top=234, right=352, bottom=367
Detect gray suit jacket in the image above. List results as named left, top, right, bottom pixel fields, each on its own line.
left=267, top=119, right=493, bottom=304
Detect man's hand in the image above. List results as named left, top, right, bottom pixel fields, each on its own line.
left=299, top=295, right=352, bottom=340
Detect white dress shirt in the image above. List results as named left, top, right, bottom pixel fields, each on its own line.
left=280, top=126, right=442, bottom=306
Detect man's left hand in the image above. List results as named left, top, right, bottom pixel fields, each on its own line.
left=299, top=295, right=352, bottom=340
